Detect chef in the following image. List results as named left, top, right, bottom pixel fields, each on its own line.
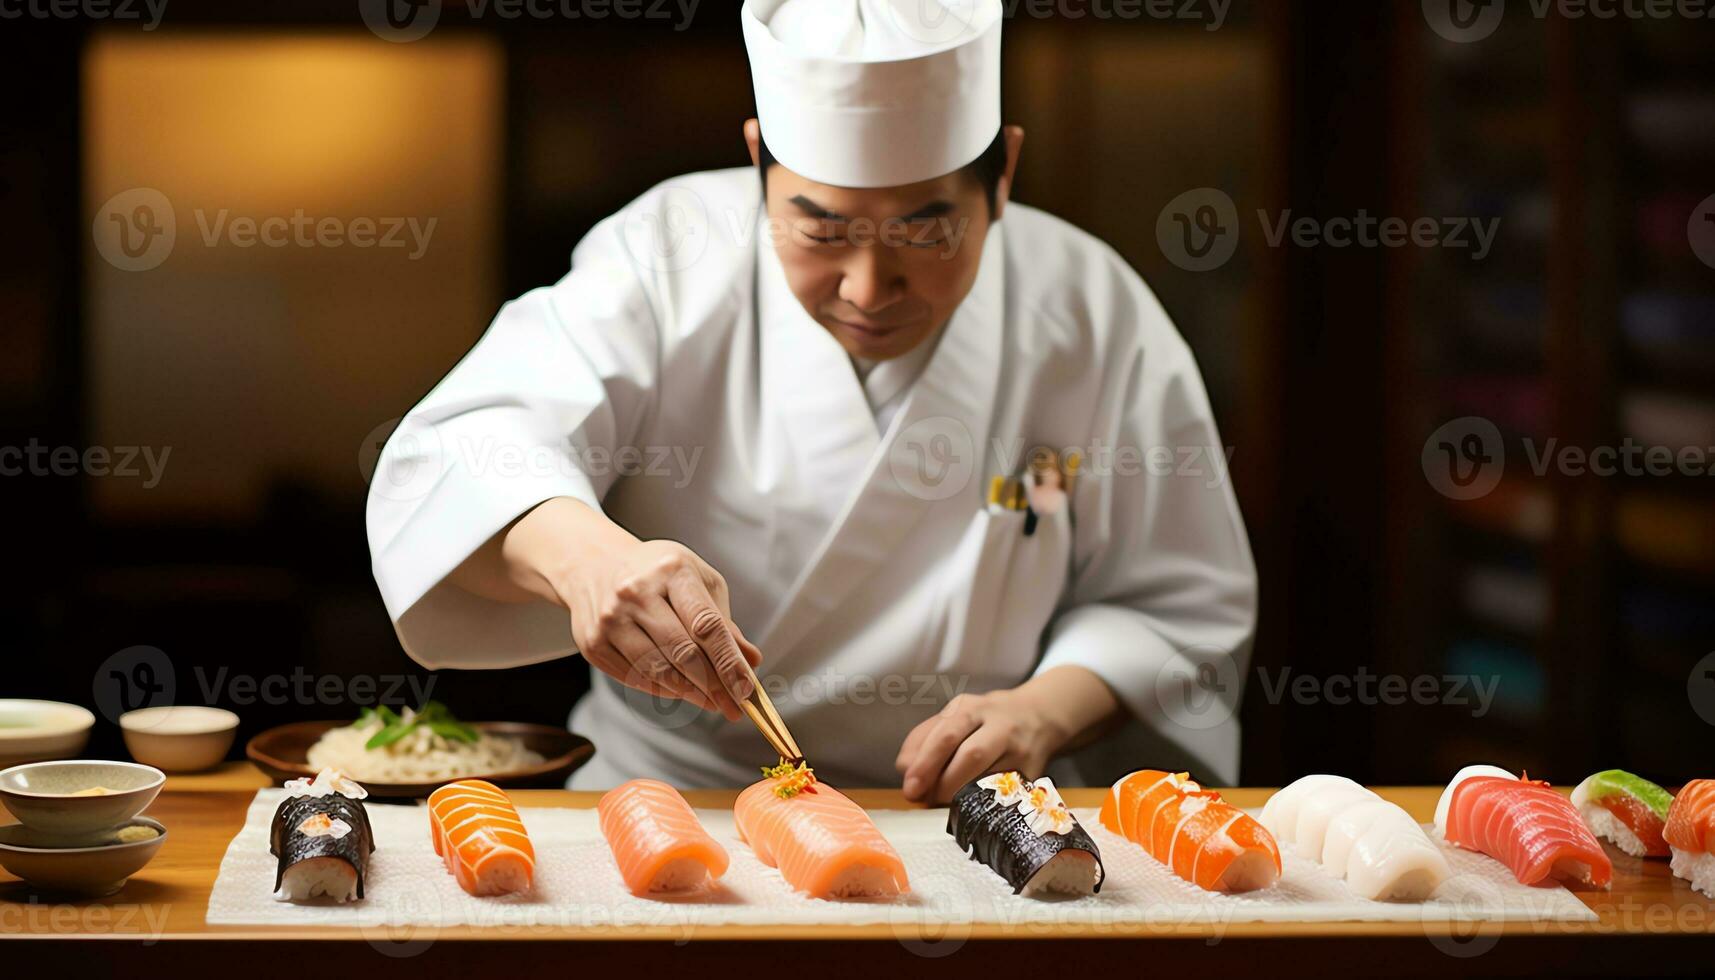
left=366, top=0, right=1257, bottom=801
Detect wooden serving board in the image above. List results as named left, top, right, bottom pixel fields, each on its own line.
left=0, top=766, right=1710, bottom=977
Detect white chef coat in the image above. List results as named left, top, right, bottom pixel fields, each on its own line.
left=365, top=167, right=1257, bottom=790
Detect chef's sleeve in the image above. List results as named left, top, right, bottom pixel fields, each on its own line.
left=1033, top=280, right=1258, bottom=785
left=365, top=210, right=662, bottom=671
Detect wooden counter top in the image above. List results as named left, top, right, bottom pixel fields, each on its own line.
left=2, top=765, right=1710, bottom=976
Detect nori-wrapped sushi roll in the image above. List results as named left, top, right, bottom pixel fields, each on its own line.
left=948, top=772, right=1103, bottom=897
left=269, top=768, right=375, bottom=902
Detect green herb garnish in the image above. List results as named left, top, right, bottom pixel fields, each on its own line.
left=360, top=700, right=478, bottom=750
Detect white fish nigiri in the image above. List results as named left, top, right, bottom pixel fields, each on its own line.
left=1292, top=783, right=1380, bottom=859
left=1433, top=764, right=1516, bottom=839
left=1260, top=774, right=1372, bottom=855
left=1261, top=775, right=1451, bottom=902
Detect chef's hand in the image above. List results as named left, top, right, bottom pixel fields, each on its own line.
left=473, top=496, right=763, bottom=721
left=895, top=666, right=1121, bottom=803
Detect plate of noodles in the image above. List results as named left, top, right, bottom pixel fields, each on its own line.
left=246, top=702, right=594, bottom=797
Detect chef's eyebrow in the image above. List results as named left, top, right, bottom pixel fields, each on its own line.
left=898, top=200, right=955, bottom=221
left=789, top=195, right=847, bottom=221
left=788, top=195, right=957, bottom=222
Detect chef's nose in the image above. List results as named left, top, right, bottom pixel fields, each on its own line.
left=837, top=244, right=904, bottom=314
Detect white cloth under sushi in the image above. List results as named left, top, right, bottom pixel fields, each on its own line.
left=206, top=790, right=1595, bottom=930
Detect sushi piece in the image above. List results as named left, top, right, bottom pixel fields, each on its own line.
left=1438, top=767, right=1612, bottom=888
left=1664, top=778, right=1715, bottom=898
left=1098, top=769, right=1280, bottom=892
left=1260, top=775, right=1450, bottom=902
left=427, top=779, right=535, bottom=896
left=947, top=771, right=1103, bottom=897
left=597, top=778, right=729, bottom=896
left=1433, top=763, right=1516, bottom=838
left=1570, top=770, right=1674, bottom=858
left=734, top=761, right=908, bottom=899
left=269, top=768, right=374, bottom=903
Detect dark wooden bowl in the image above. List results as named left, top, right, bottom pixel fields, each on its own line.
left=245, top=720, right=595, bottom=798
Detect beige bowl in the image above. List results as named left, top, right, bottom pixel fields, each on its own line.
left=120, top=706, right=239, bottom=772
left=0, top=817, right=167, bottom=896
left=0, top=700, right=95, bottom=766
left=0, top=760, right=165, bottom=841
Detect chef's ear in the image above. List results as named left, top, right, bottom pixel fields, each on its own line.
left=993, top=125, right=1025, bottom=220
left=743, top=118, right=762, bottom=167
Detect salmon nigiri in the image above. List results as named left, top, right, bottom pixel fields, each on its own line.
left=1437, top=767, right=1611, bottom=888
left=427, top=779, right=535, bottom=896
left=1099, top=769, right=1280, bottom=892
left=734, top=762, right=908, bottom=899
left=598, top=779, right=729, bottom=896
left=1664, top=778, right=1715, bottom=898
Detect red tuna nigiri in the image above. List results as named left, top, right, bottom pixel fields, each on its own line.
left=1443, top=774, right=1612, bottom=888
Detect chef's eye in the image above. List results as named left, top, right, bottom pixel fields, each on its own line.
left=905, top=221, right=945, bottom=249
left=798, top=222, right=844, bottom=245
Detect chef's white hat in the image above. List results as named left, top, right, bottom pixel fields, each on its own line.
left=741, top=0, right=1003, bottom=189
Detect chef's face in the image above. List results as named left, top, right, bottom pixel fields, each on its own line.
left=747, top=121, right=1022, bottom=362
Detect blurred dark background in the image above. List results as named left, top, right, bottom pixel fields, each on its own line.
left=3, top=0, right=1712, bottom=785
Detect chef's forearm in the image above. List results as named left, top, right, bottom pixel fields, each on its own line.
left=1014, top=665, right=1123, bottom=755
left=447, top=496, right=629, bottom=607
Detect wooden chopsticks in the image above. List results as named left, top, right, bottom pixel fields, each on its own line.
left=738, top=666, right=802, bottom=764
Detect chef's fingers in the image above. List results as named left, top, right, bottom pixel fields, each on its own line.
left=935, top=729, right=1008, bottom=803
left=635, top=598, right=741, bottom=721
left=895, top=716, right=937, bottom=774
left=902, top=707, right=983, bottom=801
left=730, top=622, right=764, bottom=669
left=665, top=566, right=756, bottom=705
left=693, top=553, right=735, bottom=620
left=612, top=623, right=724, bottom=717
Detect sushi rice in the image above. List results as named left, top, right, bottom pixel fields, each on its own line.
left=1669, top=849, right=1715, bottom=899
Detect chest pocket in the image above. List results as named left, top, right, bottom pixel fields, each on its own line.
left=934, top=500, right=1074, bottom=679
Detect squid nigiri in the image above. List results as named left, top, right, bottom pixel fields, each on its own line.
left=1260, top=774, right=1449, bottom=902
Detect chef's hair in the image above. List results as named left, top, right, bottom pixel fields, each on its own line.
left=757, top=128, right=1009, bottom=215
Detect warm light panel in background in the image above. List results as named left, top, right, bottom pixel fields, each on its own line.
left=85, top=32, right=503, bottom=522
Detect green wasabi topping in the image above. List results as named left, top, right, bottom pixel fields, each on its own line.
left=1576, top=769, right=1674, bottom=819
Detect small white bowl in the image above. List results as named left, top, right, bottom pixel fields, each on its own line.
left=120, top=705, right=239, bottom=772
left=0, top=760, right=165, bottom=841
left=0, top=700, right=95, bottom=766
left=0, top=817, right=167, bottom=896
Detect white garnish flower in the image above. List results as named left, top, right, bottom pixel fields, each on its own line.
left=1027, top=803, right=1076, bottom=837
left=284, top=767, right=369, bottom=801
left=979, top=771, right=1028, bottom=805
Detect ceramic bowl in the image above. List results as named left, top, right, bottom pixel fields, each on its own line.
left=0, top=817, right=167, bottom=896
left=120, top=706, right=239, bottom=772
left=0, top=761, right=166, bottom=841
left=0, top=701, right=95, bottom=766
